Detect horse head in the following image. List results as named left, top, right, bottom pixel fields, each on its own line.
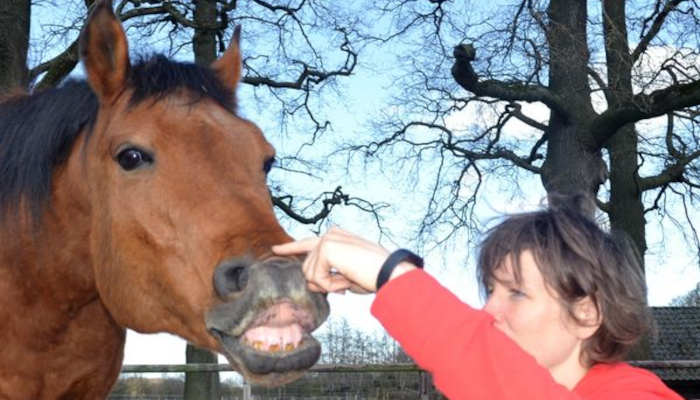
left=75, top=0, right=328, bottom=386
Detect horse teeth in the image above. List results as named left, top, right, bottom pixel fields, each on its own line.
left=268, top=344, right=280, bottom=352
left=253, top=341, right=263, bottom=350
left=285, top=343, right=295, bottom=351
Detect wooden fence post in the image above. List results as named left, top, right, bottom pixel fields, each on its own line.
left=183, top=344, right=220, bottom=400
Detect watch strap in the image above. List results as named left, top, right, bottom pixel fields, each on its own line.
left=376, top=249, right=424, bottom=290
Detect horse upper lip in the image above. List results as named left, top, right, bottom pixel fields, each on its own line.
left=206, top=298, right=319, bottom=338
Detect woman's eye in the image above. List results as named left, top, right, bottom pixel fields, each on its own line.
left=116, top=148, right=153, bottom=171
left=509, top=288, right=526, bottom=298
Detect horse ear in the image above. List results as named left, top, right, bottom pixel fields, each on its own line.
left=79, top=0, right=130, bottom=103
left=211, top=26, right=242, bottom=92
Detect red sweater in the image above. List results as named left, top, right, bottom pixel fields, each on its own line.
left=370, top=269, right=682, bottom=400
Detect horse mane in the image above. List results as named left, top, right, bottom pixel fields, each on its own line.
left=0, top=54, right=235, bottom=223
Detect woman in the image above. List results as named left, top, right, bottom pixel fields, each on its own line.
left=273, top=202, right=682, bottom=399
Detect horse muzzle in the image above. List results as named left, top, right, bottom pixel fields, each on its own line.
left=205, top=256, right=329, bottom=386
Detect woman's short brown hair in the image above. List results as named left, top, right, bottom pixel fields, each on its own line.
left=477, top=197, right=650, bottom=364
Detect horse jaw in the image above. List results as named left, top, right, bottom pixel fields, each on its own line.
left=212, top=325, right=321, bottom=387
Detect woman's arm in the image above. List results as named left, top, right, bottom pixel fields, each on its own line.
left=371, top=269, right=581, bottom=400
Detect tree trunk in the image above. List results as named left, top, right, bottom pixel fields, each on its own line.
left=0, top=0, right=30, bottom=92
left=184, top=2, right=222, bottom=398
left=540, top=0, right=604, bottom=215
left=193, top=0, right=218, bottom=65
left=600, top=1, right=651, bottom=361
left=607, top=124, right=646, bottom=262
left=602, top=0, right=647, bottom=268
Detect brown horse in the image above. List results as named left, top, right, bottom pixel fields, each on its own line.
left=0, top=1, right=329, bottom=399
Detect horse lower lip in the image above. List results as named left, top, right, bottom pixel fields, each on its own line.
left=213, top=329, right=322, bottom=375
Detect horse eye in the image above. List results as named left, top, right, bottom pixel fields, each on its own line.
left=116, top=148, right=153, bottom=171
left=263, top=157, right=275, bottom=174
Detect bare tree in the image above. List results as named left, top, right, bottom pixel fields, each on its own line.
left=350, top=0, right=700, bottom=271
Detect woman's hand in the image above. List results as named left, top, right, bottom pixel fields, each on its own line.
left=272, top=227, right=415, bottom=294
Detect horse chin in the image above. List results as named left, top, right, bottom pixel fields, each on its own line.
left=211, top=329, right=321, bottom=387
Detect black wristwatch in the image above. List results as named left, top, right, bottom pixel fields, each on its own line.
left=376, top=249, right=424, bottom=290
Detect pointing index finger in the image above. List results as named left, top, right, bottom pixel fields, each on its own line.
left=271, top=237, right=319, bottom=255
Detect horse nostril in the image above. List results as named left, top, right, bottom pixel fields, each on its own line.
left=227, top=266, right=249, bottom=290
left=214, top=263, right=249, bottom=298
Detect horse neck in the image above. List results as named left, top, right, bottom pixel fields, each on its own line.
left=0, top=157, right=126, bottom=399
left=2, top=170, right=98, bottom=324
left=1, top=168, right=96, bottom=307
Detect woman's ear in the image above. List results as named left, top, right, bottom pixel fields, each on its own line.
left=573, top=296, right=602, bottom=339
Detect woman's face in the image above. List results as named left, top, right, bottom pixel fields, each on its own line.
left=482, top=250, right=598, bottom=387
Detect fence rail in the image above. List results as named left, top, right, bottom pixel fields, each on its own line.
left=120, top=360, right=700, bottom=373
left=121, top=363, right=424, bottom=373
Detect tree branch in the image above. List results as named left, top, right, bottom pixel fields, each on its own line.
left=632, top=0, right=685, bottom=63
left=30, top=41, right=79, bottom=90
left=243, top=63, right=351, bottom=89
left=591, top=79, right=700, bottom=147
left=350, top=120, right=542, bottom=175
left=272, top=186, right=388, bottom=231
left=249, top=0, right=303, bottom=14
left=505, top=102, right=547, bottom=131
left=29, top=0, right=99, bottom=89
left=587, top=66, right=611, bottom=105
left=272, top=187, right=346, bottom=225
left=243, top=28, right=356, bottom=90
left=639, top=150, right=700, bottom=191
left=451, top=43, right=570, bottom=119
left=30, top=0, right=195, bottom=90
left=120, top=4, right=198, bottom=28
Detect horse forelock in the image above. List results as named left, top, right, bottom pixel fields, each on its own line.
left=128, top=54, right=236, bottom=113
left=0, top=54, right=236, bottom=226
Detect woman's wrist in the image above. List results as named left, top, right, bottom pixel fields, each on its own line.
left=376, top=249, right=423, bottom=290
left=388, top=261, right=418, bottom=282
